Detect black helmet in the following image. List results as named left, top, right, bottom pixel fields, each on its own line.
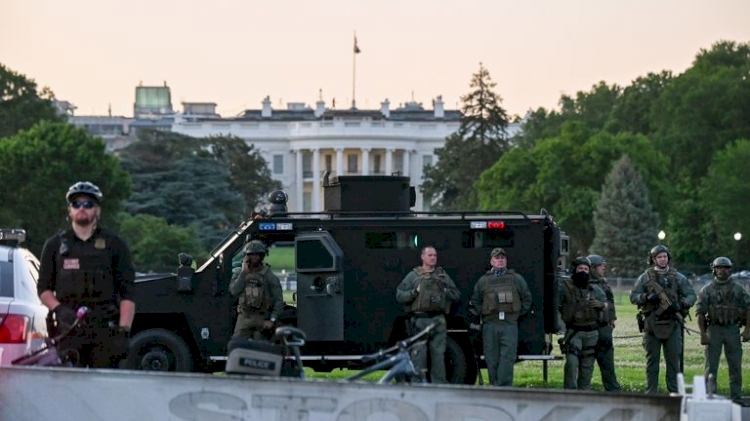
left=243, top=240, right=268, bottom=255
left=570, top=256, right=591, bottom=272
left=587, top=254, right=605, bottom=267
left=711, top=256, right=733, bottom=269
left=648, top=245, right=671, bottom=265
left=66, top=181, right=103, bottom=203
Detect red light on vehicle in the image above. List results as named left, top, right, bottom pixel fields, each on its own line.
left=0, top=314, right=29, bottom=344
left=488, top=221, right=506, bottom=229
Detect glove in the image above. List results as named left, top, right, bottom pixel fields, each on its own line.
left=263, top=319, right=276, bottom=330
left=588, top=299, right=605, bottom=310
left=52, top=305, right=77, bottom=332
left=680, top=299, right=691, bottom=310
left=700, top=332, right=710, bottom=346
left=645, top=293, right=660, bottom=304
left=110, top=327, right=131, bottom=358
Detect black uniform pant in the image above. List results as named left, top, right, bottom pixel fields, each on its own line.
left=57, top=317, right=124, bottom=368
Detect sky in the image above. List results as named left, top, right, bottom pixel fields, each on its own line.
left=2, top=1, right=749, bottom=118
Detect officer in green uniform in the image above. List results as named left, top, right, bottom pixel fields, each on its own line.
left=587, top=254, right=621, bottom=392
left=469, top=247, right=532, bottom=386
left=396, top=246, right=460, bottom=383
left=630, top=245, right=696, bottom=395
left=559, top=257, right=608, bottom=390
left=229, top=240, right=284, bottom=341
left=695, top=257, right=750, bottom=403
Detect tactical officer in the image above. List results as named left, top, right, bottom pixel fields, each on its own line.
left=229, top=240, right=284, bottom=341
left=587, top=254, right=621, bottom=392
left=396, top=246, right=460, bottom=383
left=38, top=181, right=135, bottom=368
left=469, top=248, right=532, bottom=386
left=695, top=257, right=750, bottom=403
left=630, top=245, right=696, bottom=395
left=558, top=256, right=608, bottom=390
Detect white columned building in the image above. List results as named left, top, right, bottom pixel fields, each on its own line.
left=171, top=97, right=522, bottom=212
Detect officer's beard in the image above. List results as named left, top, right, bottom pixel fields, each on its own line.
left=715, top=270, right=730, bottom=283
left=571, top=271, right=590, bottom=288
left=72, top=212, right=96, bottom=227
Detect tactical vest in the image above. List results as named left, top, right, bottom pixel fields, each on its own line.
left=591, top=275, right=616, bottom=322
left=239, top=266, right=271, bottom=314
left=642, top=268, right=680, bottom=315
left=55, top=231, right=115, bottom=307
left=411, top=267, right=450, bottom=314
left=481, top=272, right=521, bottom=315
left=707, top=282, right=744, bottom=325
left=560, top=280, right=598, bottom=327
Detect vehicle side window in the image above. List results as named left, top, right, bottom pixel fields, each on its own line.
left=0, top=261, right=13, bottom=297
left=365, top=231, right=417, bottom=249
left=466, top=230, right=514, bottom=249
left=16, top=252, right=41, bottom=302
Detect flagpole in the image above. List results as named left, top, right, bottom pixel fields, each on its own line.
left=352, top=33, right=357, bottom=109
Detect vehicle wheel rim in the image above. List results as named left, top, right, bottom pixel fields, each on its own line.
left=141, top=348, right=172, bottom=371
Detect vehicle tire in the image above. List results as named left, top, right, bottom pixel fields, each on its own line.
left=124, top=328, right=193, bottom=372
left=444, top=336, right=474, bottom=385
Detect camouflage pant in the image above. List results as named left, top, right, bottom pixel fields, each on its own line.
left=563, top=329, right=598, bottom=390
left=704, top=324, right=743, bottom=402
left=411, top=314, right=447, bottom=384
left=643, top=322, right=682, bottom=394
left=595, top=324, right=621, bottom=392
left=232, top=313, right=272, bottom=341
left=482, top=321, right=518, bottom=386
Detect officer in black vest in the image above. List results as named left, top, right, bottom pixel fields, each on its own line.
left=38, top=181, right=135, bottom=368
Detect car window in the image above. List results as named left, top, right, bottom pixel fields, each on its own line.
left=0, top=261, right=13, bottom=297
left=16, top=250, right=41, bottom=302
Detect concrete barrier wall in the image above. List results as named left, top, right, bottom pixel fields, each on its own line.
left=0, top=366, right=681, bottom=421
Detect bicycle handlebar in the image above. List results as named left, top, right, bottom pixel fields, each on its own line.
left=360, top=322, right=437, bottom=363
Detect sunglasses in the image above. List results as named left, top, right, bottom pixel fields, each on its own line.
left=70, top=201, right=96, bottom=209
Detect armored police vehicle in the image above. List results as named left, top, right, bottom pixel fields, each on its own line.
left=127, top=175, right=568, bottom=384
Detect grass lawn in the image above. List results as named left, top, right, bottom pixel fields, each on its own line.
left=265, top=245, right=295, bottom=272
left=300, top=290, right=750, bottom=396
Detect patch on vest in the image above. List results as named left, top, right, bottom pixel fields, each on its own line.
left=95, top=238, right=106, bottom=249
left=63, top=258, right=80, bottom=270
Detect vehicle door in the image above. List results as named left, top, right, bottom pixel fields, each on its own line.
left=295, top=231, right=344, bottom=342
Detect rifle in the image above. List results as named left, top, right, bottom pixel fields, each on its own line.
left=557, top=328, right=575, bottom=355
left=644, top=278, right=673, bottom=317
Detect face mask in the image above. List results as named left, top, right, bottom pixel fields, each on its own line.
left=572, top=271, right=590, bottom=288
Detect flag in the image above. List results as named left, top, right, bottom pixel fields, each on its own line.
left=354, top=36, right=361, bottom=54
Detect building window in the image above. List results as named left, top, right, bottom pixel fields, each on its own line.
left=394, top=154, right=404, bottom=174
left=303, top=192, right=312, bottom=212
left=273, top=154, right=284, bottom=175
left=373, top=154, right=382, bottom=175
left=302, top=153, right=312, bottom=178
left=422, top=155, right=433, bottom=169
left=325, top=154, right=333, bottom=172
left=347, top=154, right=358, bottom=174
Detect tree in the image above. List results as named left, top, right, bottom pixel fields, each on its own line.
left=605, top=71, right=673, bottom=135
left=421, top=64, right=511, bottom=210
left=590, top=155, right=660, bottom=277
left=700, top=139, right=750, bottom=266
left=0, top=63, right=63, bottom=139
left=204, top=135, right=282, bottom=218
left=117, top=213, right=206, bottom=273
left=0, top=121, right=131, bottom=254
left=122, top=153, right=245, bottom=250
left=477, top=124, right=669, bottom=255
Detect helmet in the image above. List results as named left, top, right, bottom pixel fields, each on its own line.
left=66, top=181, right=103, bottom=203
left=243, top=240, right=268, bottom=255
left=587, top=254, right=606, bottom=267
left=647, top=245, right=671, bottom=265
left=711, top=256, right=733, bottom=269
left=570, top=256, right=591, bottom=272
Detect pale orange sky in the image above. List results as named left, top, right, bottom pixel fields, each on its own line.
left=2, top=1, right=749, bottom=117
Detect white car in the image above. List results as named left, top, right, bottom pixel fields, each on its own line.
left=0, top=229, right=48, bottom=366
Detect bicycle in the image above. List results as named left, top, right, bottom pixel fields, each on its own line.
left=12, top=306, right=89, bottom=366
left=346, top=322, right=436, bottom=384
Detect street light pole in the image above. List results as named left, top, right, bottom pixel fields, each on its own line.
left=734, top=232, right=742, bottom=267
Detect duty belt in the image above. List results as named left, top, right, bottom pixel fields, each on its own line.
left=412, top=311, right=443, bottom=318
left=570, top=324, right=598, bottom=332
